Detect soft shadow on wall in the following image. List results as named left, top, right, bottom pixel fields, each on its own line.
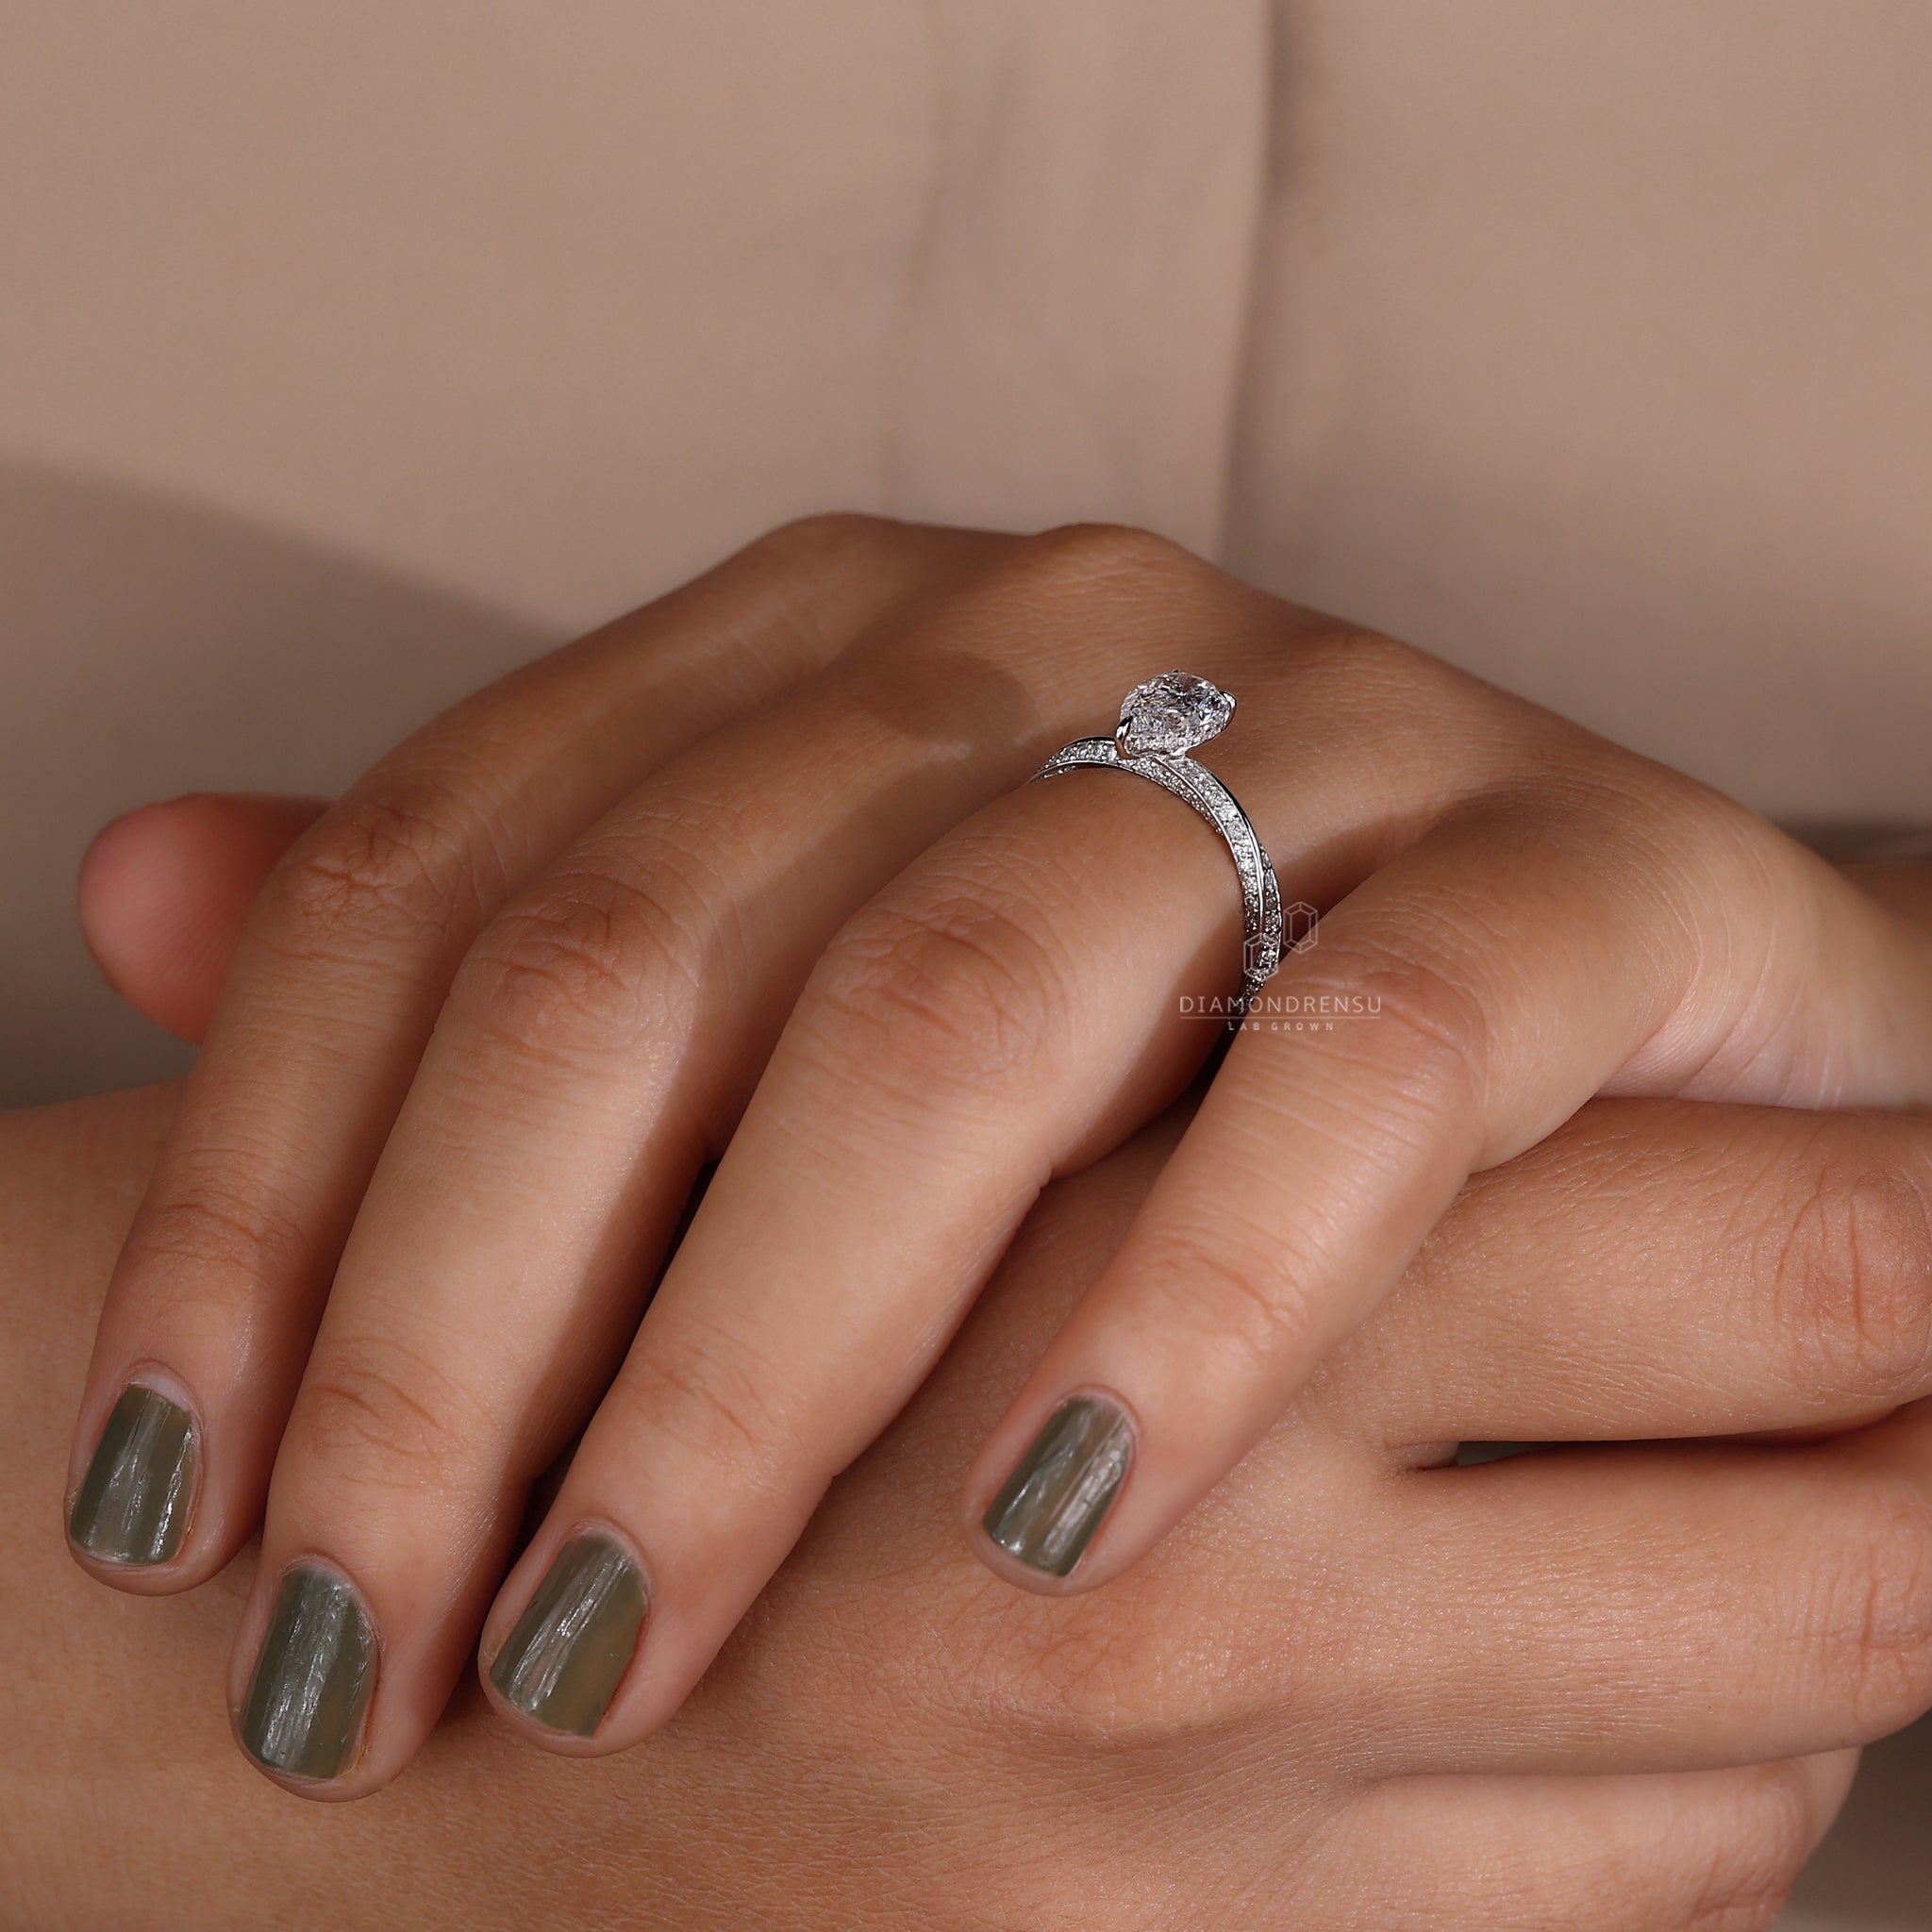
left=0, top=461, right=549, bottom=1108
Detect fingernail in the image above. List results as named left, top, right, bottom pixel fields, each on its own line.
left=68, top=1384, right=198, bottom=1565
left=490, top=1532, right=646, bottom=1737
left=981, top=1396, right=1134, bottom=1578
left=239, top=1565, right=376, bottom=1780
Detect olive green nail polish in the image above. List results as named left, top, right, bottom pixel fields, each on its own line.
left=68, top=1384, right=197, bottom=1565
left=490, top=1533, right=646, bottom=1736
left=982, top=1397, right=1133, bottom=1578
left=239, top=1566, right=376, bottom=1780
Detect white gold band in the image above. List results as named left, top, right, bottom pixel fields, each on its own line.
left=1030, top=727, right=1284, bottom=1023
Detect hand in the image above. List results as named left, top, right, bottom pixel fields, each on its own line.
left=65, top=518, right=1932, bottom=1795
left=20, top=1074, right=1932, bottom=1924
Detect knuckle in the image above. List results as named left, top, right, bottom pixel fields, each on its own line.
left=1323, top=942, right=1493, bottom=1129
left=979, top=1610, right=1182, bottom=1744
left=1569, top=757, right=1775, bottom=895
left=1658, top=764, right=1772, bottom=859
left=132, top=1172, right=311, bottom=1308
left=1683, top=1870, right=1798, bottom=1932
left=1300, top=625, right=1434, bottom=691
left=1283, top=626, right=1478, bottom=729
left=1142, top=1222, right=1316, bottom=1384
left=809, top=885, right=1068, bottom=1090
left=1766, top=1141, right=1932, bottom=1405
left=294, top=1333, right=488, bottom=1492
left=607, top=1326, right=801, bottom=1502
left=268, top=780, right=485, bottom=951
left=1807, top=1483, right=1932, bottom=1735
left=457, top=867, right=707, bottom=1062
left=1016, top=521, right=1202, bottom=591
left=948, top=1562, right=1344, bottom=1756
left=1678, top=1765, right=1814, bottom=1932
left=746, top=509, right=897, bottom=568
left=931, top=1575, right=1148, bottom=1743
left=989, top=521, right=1228, bottom=633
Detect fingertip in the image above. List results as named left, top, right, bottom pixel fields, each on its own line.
left=64, top=1369, right=212, bottom=1593
left=475, top=1662, right=625, bottom=1758
left=77, top=792, right=326, bottom=1041
left=967, top=1390, right=1139, bottom=1594
left=966, top=1521, right=1106, bottom=1597
left=479, top=1523, right=651, bottom=1753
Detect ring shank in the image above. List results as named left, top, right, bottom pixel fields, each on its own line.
left=1030, top=737, right=1283, bottom=1022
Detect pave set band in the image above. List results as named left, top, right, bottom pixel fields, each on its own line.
left=1030, top=672, right=1284, bottom=1023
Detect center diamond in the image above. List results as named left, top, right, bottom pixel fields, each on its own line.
left=1116, top=671, right=1235, bottom=758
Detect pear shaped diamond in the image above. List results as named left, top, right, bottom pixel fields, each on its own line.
left=1116, top=672, right=1235, bottom=759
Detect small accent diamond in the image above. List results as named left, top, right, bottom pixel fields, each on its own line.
left=1116, top=671, right=1235, bottom=759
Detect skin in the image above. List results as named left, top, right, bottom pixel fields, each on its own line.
left=27, top=1082, right=1932, bottom=1924
left=61, top=517, right=1932, bottom=1799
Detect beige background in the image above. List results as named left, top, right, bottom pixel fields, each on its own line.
left=0, top=0, right=1263, bottom=1104
left=2, top=3, right=1928, bottom=1922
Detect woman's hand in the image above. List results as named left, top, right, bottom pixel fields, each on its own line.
left=65, top=517, right=1932, bottom=1793
left=20, top=1078, right=1932, bottom=1924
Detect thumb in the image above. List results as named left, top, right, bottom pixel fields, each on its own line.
left=78, top=792, right=328, bottom=1043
